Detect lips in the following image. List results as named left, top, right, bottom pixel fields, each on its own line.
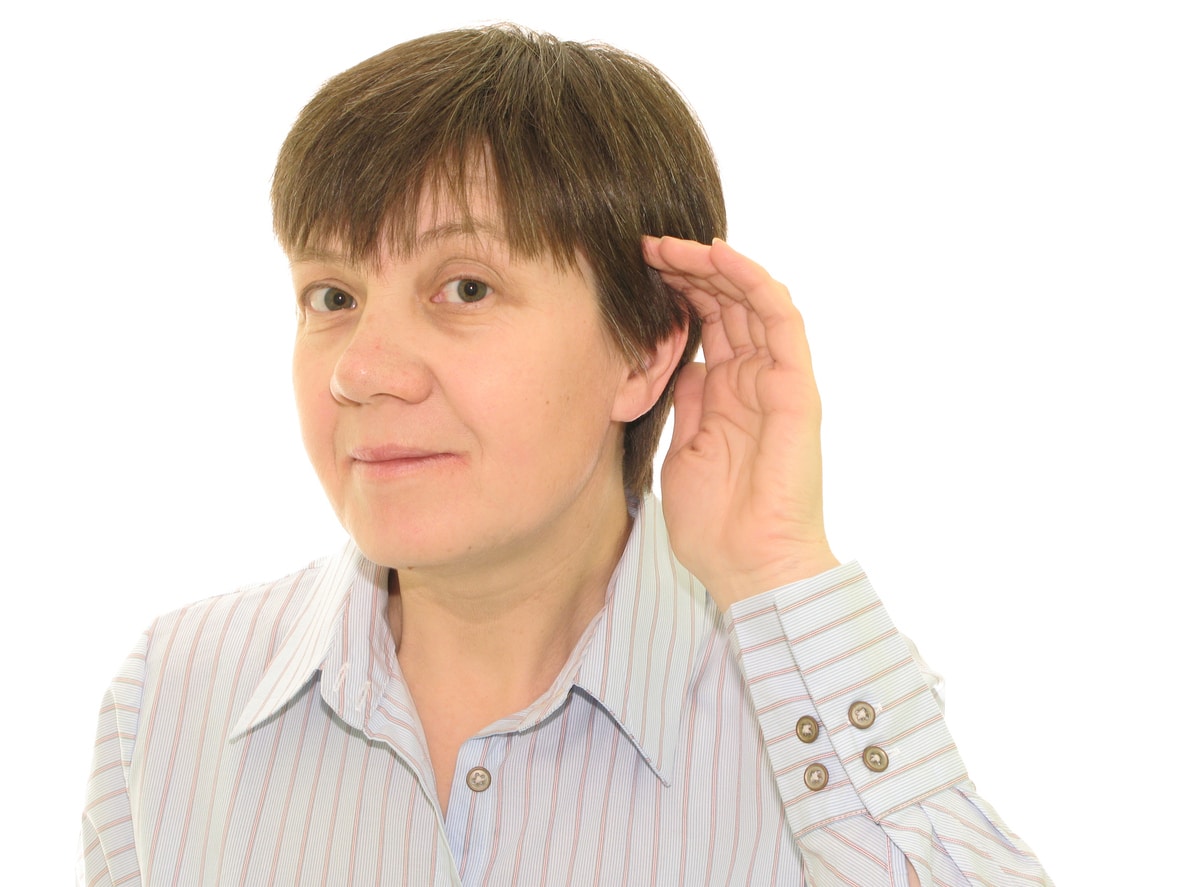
left=351, top=444, right=446, bottom=462
left=348, top=444, right=461, bottom=478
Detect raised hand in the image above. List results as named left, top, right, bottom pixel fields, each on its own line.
left=643, top=236, right=839, bottom=611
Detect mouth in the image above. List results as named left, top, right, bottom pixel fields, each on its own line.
left=349, top=444, right=462, bottom=478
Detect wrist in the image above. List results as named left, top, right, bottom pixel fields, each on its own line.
left=705, top=549, right=841, bottom=612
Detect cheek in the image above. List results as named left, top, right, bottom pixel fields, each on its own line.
left=502, top=344, right=622, bottom=458
left=292, top=350, right=338, bottom=470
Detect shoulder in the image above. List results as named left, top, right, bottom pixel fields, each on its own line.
left=131, top=557, right=333, bottom=720
left=87, top=555, right=335, bottom=787
left=143, top=558, right=327, bottom=657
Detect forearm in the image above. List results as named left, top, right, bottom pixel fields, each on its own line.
left=728, top=563, right=1051, bottom=886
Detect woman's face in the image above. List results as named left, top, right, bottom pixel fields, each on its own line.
left=290, top=188, right=657, bottom=575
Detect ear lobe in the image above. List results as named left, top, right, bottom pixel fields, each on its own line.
left=611, top=322, right=691, bottom=422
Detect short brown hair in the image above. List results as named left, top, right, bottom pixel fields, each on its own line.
left=272, top=25, right=726, bottom=492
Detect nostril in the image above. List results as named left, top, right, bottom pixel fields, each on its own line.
left=329, top=373, right=361, bottom=406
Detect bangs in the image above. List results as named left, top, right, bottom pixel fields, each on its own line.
left=272, top=26, right=703, bottom=268
left=271, top=24, right=725, bottom=493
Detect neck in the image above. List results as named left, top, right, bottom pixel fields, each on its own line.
left=389, top=486, right=633, bottom=716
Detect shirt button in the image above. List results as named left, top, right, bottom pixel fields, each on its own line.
left=803, top=763, right=829, bottom=791
left=796, top=715, right=819, bottom=743
left=862, top=746, right=889, bottom=772
left=848, top=701, right=876, bottom=729
left=465, top=766, right=492, bottom=793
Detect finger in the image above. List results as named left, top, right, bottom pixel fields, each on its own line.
left=719, top=298, right=757, bottom=356
left=644, top=240, right=736, bottom=362
left=646, top=236, right=769, bottom=356
left=667, top=361, right=706, bottom=457
left=642, top=234, right=706, bottom=274
left=747, top=310, right=768, bottom=351
left=643, top=236, right=747, bottom=302
left=672, top=285, right=735, bottom=365
left=645, top=235, right=799, bottom=366
left=698, top=308, right=736, bottom=363
left=706, top=240, right=813, bottom=376
left=662, top=274, right=755, bottom=359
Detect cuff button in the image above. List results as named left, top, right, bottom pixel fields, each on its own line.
left=862, top=746, right=889, bottom=772
left=796, top=716, right=819, bottom=743
left=804, top=763, right=829, bottom=791
left=848, top=701, right=876, bottom=729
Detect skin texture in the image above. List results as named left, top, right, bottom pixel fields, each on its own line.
left=289, top=185, right=850, bottom=799
left=645, top=236, right=840, bottom=606
left=646, top=235, right=919, bottom=887
left=291, top=210, right=920, bottom=880
left=289, top=188, right=685, bottom=804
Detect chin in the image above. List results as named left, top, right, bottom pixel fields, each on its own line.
left=347, top=524, right=446, bottom=570
left=341, top=506, right=487, bottom=572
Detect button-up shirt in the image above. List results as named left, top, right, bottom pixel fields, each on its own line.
left=82, top=496, right=1051, bottom=884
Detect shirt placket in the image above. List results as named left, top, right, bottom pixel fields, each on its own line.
left=445, top=732, right=509, bottom=881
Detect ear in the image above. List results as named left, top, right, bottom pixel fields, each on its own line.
left=610, top=323, right=691, bottom=422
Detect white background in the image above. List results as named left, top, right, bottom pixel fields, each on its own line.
left=2, top=1, right=1179, bottom=883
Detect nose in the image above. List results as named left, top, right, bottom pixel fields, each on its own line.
left=329, top=311, right=433, bottom=406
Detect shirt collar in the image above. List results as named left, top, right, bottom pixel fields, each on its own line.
left=231, top=495, right=716, bottom=786
left=570, top=494, right=715, bottom=785
left=230, top=540, right=384, bottom=739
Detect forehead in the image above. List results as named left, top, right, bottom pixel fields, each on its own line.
left=413, top=191, right=508, bottom=256
left=279, top=130, right=588, bottom=276
left=291, top=178, right=583, bottom=279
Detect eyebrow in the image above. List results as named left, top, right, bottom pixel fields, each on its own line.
left=289, top=221, right=508, bottom=267
left=417, top=220, right=505, bottom=249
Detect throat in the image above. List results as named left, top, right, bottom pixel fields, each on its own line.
left=384, top=498, right=634, bottom=813
left=390, top=573, right=609, bottom=816
left=409, top=667, right=559, bottom=818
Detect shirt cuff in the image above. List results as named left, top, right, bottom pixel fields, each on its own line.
left=728, top=562, right=968, bottom=835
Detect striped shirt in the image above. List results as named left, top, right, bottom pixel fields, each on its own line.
left=81, top=495, right=1051, bottom=885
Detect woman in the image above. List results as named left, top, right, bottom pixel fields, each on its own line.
left=82, top=25, right=1051, bottom=885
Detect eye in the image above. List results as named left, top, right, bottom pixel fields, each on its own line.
left=305, top=285, right=357, bottom=313
left=439, top=278, right=491, bottom=304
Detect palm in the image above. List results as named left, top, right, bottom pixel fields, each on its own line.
left=643, top=237, right=837, bottom=609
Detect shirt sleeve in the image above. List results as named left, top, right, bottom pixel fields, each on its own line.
left=727, top=562, right=1052, bottom=886
left=80, top=633, right=148, bottom=887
